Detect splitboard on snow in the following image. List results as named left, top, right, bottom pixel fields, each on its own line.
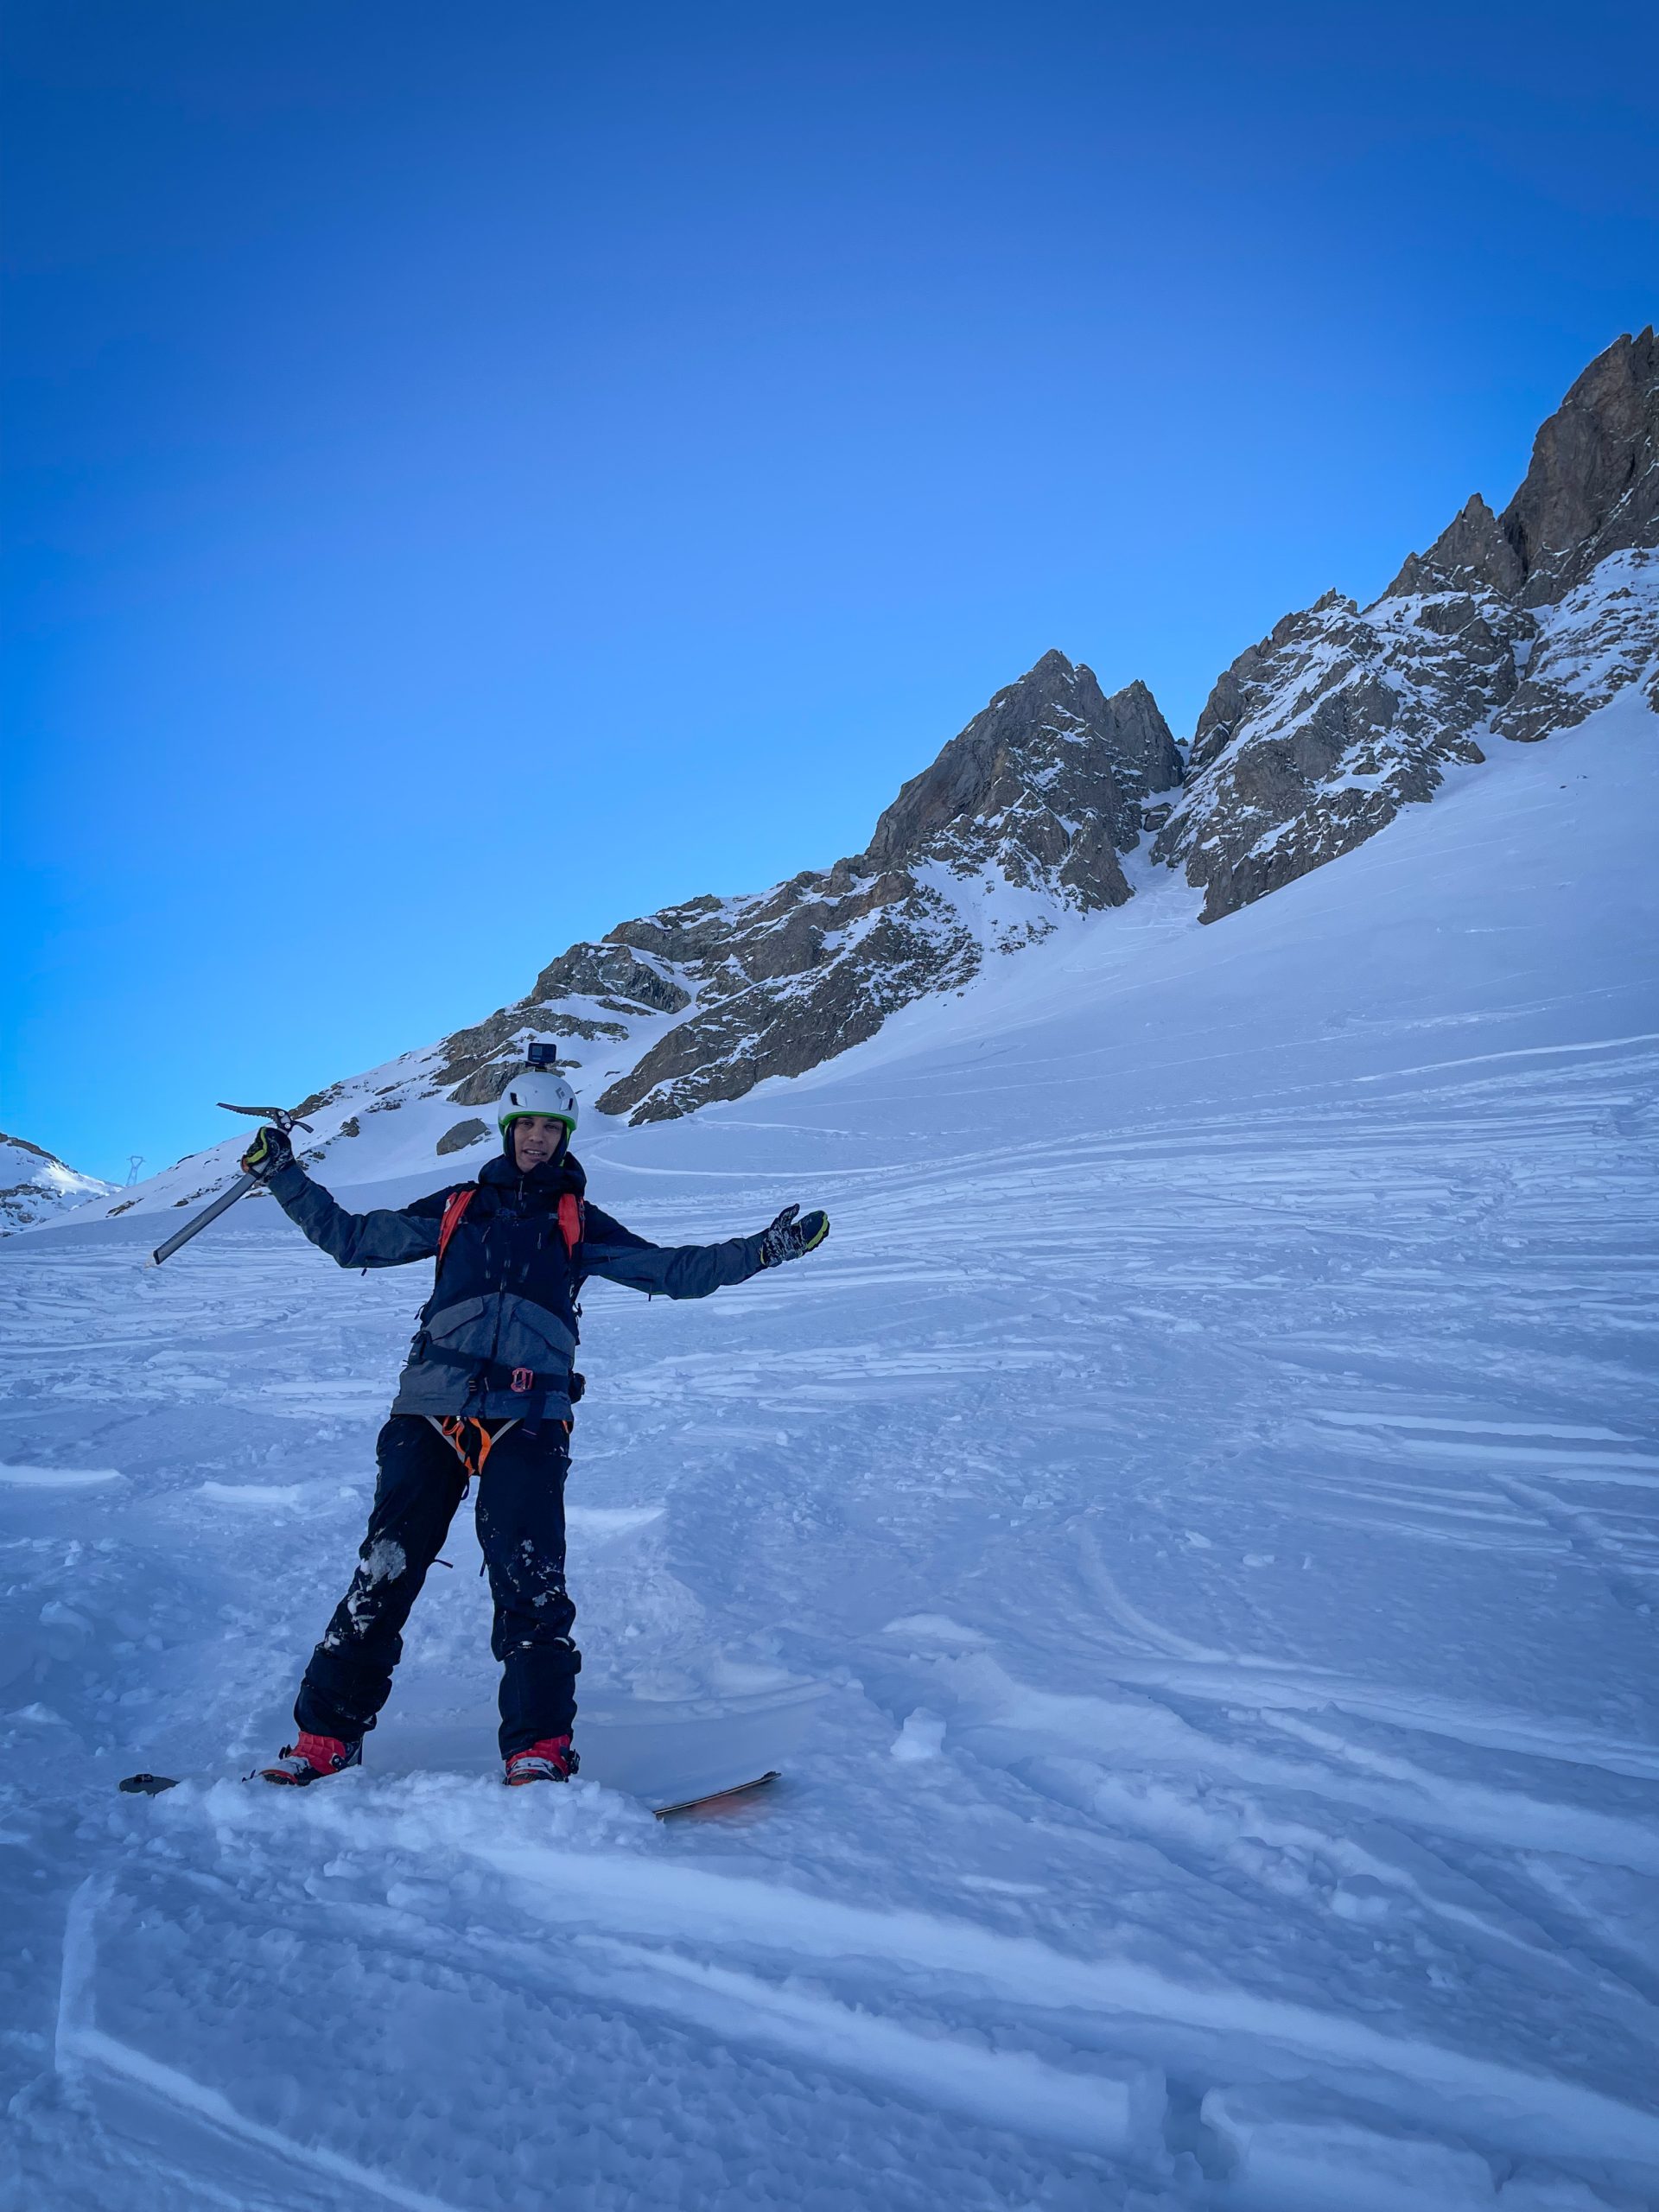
left=647, top=1769, right=779, bottom=1818
left=118, top=1767, right=781, bottom=1819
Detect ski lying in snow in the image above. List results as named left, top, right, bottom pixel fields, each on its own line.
left=652, top=1770, right=780, bottom=1819
left=118, top=1767, right=783, bottom=1815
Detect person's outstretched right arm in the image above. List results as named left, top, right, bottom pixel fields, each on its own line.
left=242, top=1127, right=448, bottom=1269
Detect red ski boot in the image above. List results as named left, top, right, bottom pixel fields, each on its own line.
left=504, top=1736, right=576, bottom=1785
left=257, top=1732, right=363, bottom=1786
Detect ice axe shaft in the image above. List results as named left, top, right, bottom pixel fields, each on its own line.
left=147, top=1173, right=259, bottom=1268
left=145, top=1101, right=313, bottom=1269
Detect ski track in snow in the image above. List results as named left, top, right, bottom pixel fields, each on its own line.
left=3, top=710, right=1659, bottom=2209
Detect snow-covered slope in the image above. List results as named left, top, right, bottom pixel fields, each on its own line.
left=3, top=689, right=1656, bottom=2210
left=0, top=1131, right=117, bottom=1234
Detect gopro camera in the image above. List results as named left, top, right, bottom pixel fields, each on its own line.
left=524, top=1039, right=561, bottom=1070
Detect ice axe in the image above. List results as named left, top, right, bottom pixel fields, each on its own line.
left=146, top=1102, right=315, bottom=1268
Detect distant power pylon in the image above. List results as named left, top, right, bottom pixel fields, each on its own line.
left=126, top=1155, right=145, bottom=1185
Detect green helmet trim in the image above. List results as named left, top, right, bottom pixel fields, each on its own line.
left=495, top=1063, right=580, bottom=1137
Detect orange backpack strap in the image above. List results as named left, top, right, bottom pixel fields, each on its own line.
left=556, top=1192, right=584, bottom=1256
left=436, top=1185, right=477, bottom=1268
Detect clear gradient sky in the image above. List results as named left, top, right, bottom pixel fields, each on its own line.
left=5, top=1, right=1656, bottom=1182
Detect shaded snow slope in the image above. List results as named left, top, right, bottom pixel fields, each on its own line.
left=0, top=1131, right=117, bottom=1235
left=3, top=696, right=1656, bottom=2210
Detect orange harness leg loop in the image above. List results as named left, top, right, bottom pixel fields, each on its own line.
left=430, top=1414, right=517, bottom=1482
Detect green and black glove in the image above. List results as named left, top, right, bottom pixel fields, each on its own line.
left=240, top=1125, right=295, bottom=1182
left=758, top=1203, right=830, bottom=1268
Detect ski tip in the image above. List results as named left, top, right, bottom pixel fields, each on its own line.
left=652, top=1770, right=781, bottom=1820
left=118, top=1772, right=181, bottom=1796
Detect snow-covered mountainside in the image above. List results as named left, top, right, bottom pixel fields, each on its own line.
left=0, top=1131, right=116, bottom=1234
left=3, top=690, right=1656, bottom=2209
left=72, top=329, right=1656, bottom=1233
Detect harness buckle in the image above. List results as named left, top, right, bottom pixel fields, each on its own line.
left=510, top=1366, right=534, bottom=1395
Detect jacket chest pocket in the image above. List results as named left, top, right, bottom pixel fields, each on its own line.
left=414, top=1296, right=490, bottom=1357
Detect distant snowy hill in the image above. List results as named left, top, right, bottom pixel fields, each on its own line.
left=86, top=327, right=1657, bottom=1224
left=0, top=1131, right=116, bottom=1233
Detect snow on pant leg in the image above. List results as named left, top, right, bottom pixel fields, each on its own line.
left=293, top=1417, right=466, bottom=1741
left=474, top=1423, right=580, bottom=1758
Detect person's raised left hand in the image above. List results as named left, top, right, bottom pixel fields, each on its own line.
left=240, top=1125, right=295, bottom=1182
left=758, top=1203, right=830, bottom=1267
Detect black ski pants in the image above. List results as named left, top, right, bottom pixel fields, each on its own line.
left=294, top=1415, right=580, bottom=1759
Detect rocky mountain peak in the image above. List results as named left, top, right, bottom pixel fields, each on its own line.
left=1501, top=326, right=1658, bottom=607
left=1384, top=493, right=1527, bottom=601
left=862, top=650, right=1179, bottom=880
left=1382, top=330, right=1657, bottom=612
left=1156, top=329, right=1659, bottom=922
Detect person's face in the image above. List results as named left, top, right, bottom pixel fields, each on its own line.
left=512, top=1116, right=568, bottom=1171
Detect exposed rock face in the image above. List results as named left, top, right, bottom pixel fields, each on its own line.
left=400, top=651, right=1181, bottom=1127
left=1495, top=548, right=1659, bottom=743
left=1156, top=328, right=1659, bottom=921
left=0, top=1132, right=118, bottom=1234
left=1499, top=327, right=1659, bottom=606
left=435, top=1118, right=490, bottom=1155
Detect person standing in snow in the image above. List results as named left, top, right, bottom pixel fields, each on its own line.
left=238, top=1059, right=828, bottom=1787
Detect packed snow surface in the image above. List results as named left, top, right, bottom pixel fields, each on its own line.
left=3, top=699, right=1657, bottom=2209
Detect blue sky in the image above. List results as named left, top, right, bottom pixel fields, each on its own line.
left=5, top=0, right=1656, bottom=1183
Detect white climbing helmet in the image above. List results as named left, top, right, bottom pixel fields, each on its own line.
left=496, top=1064, right=579, bottom=1139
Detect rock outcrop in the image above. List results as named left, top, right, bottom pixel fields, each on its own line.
left=1155, top=328, right=1659, bottom=921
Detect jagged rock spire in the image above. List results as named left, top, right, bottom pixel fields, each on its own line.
left=1384, top=493, right=1526, bottom=601
left=1386, top=328, right=1658, bottom=607
left=1500, top=326, right=1658, bottom=605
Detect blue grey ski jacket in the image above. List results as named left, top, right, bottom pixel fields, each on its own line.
left=266, top=1150, right=766, bottom=1422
